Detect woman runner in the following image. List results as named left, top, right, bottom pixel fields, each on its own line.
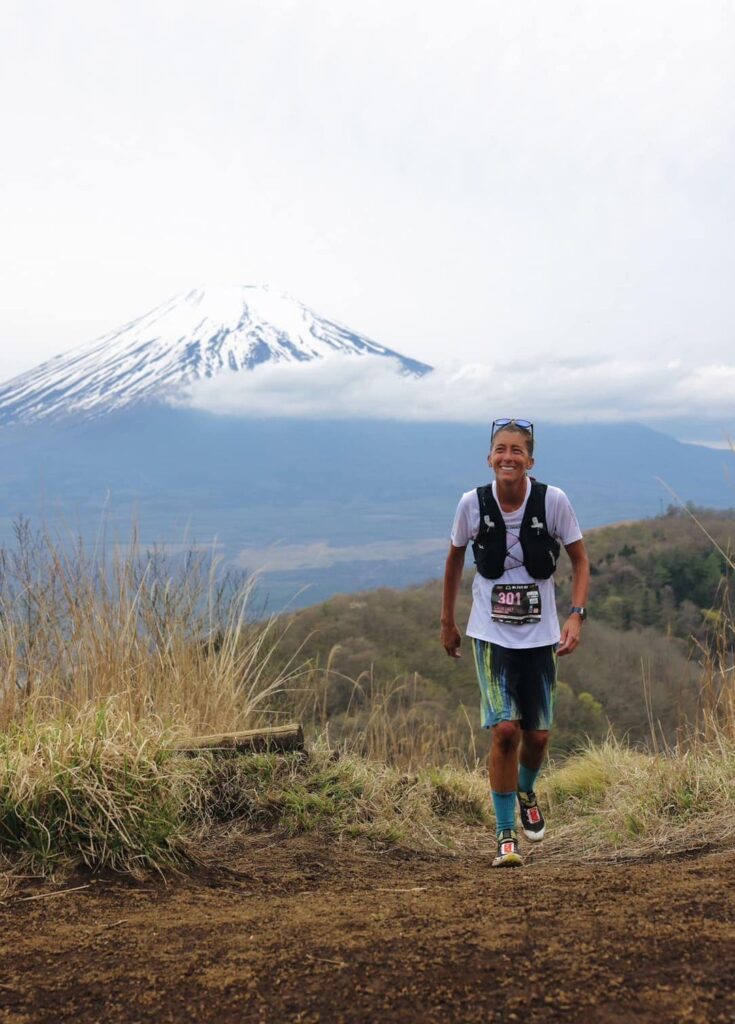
left=440, top=418, right=590, bottom=866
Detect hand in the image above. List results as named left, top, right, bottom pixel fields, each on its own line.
left=441, top=623, right=462, bottom=658
left=557, top=615, right=583, bottom=657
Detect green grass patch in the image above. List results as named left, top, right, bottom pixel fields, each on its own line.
left=0, top=705, right=204, bottom=874
left=197, top=745, right=492, bottom=845
left=0, top=707, right=494, bottom=875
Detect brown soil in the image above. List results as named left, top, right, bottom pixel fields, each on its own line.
left=1, top=833, right=733, bottom=1024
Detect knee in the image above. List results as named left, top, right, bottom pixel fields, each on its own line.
left=524, top=729, right=550, bottom=755
left=493, top=720, right=521, bottom=752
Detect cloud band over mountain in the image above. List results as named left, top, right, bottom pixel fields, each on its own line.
left=182, top=354, right=735, bottom=426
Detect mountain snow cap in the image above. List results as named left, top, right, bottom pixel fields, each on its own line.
left=0, top=285, right=431, bottom=424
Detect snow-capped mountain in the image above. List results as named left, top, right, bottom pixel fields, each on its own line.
left=0, top=286, right=432, bottom=424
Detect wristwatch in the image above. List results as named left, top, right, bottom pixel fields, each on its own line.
left=570, top=606, right=587, bottom=621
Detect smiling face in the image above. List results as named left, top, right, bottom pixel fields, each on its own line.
left=488, top=428, right=534, bottom=485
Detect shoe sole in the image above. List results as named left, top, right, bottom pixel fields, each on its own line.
left=492, top=853, right=524, bottom=867
left=518, top=794, right=546, bottom=842
left=522, top=826, right=546, bottom=842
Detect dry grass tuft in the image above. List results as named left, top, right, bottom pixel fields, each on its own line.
left=540, top=579, right=735, bottom=861
left=0, top=701, right=204, bottom=874
left=539, top=733, right=735, bottom=860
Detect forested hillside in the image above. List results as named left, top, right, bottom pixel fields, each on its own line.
left=575, top=506, right=733, bottom=637
left=274, top=507, right=733, bottom=754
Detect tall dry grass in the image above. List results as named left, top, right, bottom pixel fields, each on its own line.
left=0, top=519, right=290, bottom=736
left=295, top=660, right=480, bottom=770
left=0, top=522, right=490, bottom=874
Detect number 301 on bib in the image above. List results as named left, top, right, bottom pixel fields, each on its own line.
left=490, top=583, right=542, bottom=625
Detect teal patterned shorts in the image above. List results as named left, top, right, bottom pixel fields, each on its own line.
left=472, top=639, right=557, bottom=731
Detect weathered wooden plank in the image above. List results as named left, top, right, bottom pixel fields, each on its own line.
left=173, top=723, right=304, bottom=755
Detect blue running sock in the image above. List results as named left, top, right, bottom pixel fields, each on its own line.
left=491, top=790, right=517, bottom=835
left=518, top=763, right=540, bottom=794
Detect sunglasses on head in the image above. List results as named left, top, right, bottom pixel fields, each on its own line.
left=491, top=418, right=534, bottom=440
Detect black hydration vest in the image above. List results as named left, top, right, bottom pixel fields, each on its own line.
left=471, top=480, right=561, bottom=581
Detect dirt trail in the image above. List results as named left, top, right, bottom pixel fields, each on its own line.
left=1, top=834, right=733, bottom=1024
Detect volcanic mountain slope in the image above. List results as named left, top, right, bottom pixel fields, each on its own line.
left=0, top=286, right=431, bottom=424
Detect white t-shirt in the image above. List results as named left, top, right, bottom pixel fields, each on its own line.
left=450, top=478, right=583, bottom=649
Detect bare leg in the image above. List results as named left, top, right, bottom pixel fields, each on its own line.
left=488, top=720, right=522, bottom=792
left=519, top=729, right=549, bottom=774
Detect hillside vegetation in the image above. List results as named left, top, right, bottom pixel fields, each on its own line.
left=0, top=508, right=732, bottom=878
left=273, top=507, right=734, bottom=751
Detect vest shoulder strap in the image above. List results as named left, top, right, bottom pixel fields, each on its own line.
left=526, top=480, right=549, bottom=516
left=478, top=480, right=548, bottom=523
left=476, top=483, right=502, bottom=529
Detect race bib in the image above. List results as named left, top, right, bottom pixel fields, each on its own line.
left=491, top=583, right=542, bottom=625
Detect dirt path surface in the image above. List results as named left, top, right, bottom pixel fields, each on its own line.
left=1, top=834, right=733, bottom=1024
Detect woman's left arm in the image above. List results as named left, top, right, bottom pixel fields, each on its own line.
left=557, top=539, right=590, bottom=656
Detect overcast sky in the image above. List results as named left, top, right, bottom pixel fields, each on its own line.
left=1, top=0, right=734, bottom=433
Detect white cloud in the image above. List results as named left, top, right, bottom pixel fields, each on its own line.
left=181, top=354, right=735, bottom=424
left=683, top=439, right=734, bottom=451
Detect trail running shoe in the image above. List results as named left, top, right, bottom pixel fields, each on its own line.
left=492, top=828, right=523, bottom=868
left=518, top=790, right=546, bottom=841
